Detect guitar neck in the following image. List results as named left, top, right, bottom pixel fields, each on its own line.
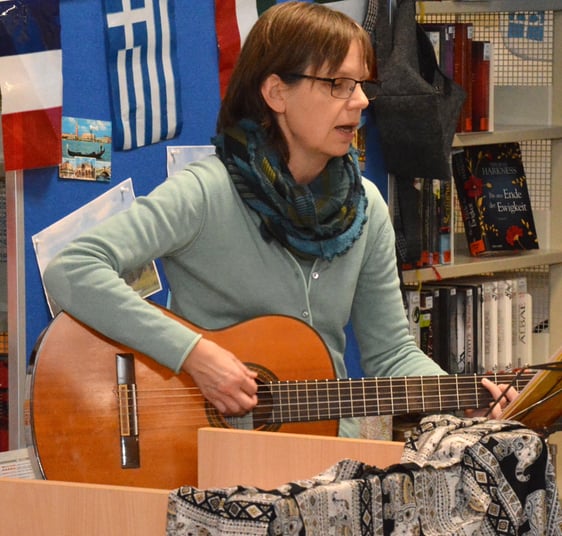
left=264, top=373, right=533, bottom=424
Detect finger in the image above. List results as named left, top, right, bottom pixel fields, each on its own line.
left=215, top=390, right=258, bottom=416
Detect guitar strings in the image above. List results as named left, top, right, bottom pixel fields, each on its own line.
left=106, top=373, right=535, bottom=428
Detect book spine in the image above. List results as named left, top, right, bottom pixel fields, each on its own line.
left=439, top=179, right=452, bottom=264
left=472, top=285, right=483, bottom=373
left=451, top=149, right=487, bottom=255
left=442, top=25, right=455, bottom=79
left=496, top=279, right=513, bottom=371
left=430, top=287, right=442, bottom=368
left=419, top=290, right=434, bottom=359
left=471, top=41, right=491, bottom=132
left=454, top=23, right=473, bottom=132
left=454, top=288, right=467, bottom=374
left=405, top=288, right=421, bottom=347
left=463, top=287, right=475, bottom=373
left=421, top=179, right=432, bottom=266
left=482, top=281, right=499, bottom=373
left=514, top=277, right=533, bottom=368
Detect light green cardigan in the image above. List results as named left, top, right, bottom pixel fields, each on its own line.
left=44, top=155, right=444, bottom=436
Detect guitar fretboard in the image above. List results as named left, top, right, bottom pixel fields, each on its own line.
left=261, top=373, right=533, bottom=424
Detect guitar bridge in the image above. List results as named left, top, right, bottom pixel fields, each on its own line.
left=116, top=353, right=140, bottom=469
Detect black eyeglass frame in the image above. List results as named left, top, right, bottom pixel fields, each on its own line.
left=283, top=73, right=381, bottom=101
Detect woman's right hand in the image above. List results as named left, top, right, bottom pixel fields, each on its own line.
left=181, top=338, right=258, bottom=416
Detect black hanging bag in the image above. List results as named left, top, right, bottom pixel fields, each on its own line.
left=372, top=0, right=465, bottom=180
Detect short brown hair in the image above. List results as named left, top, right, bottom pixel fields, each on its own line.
left=216, top=1, right=374, bottom=159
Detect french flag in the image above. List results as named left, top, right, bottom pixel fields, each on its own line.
left=0, top=0, right=62, bottom=172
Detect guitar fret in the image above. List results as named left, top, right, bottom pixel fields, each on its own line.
left=325, top=379, right=331, bottom=420
left=404, top=377, right=409, bottom=414
left=336, top=378, right=345, bottom=417
left=437, top=375, right=442, bottom=411
left=420, top=376, right=426, bottom=413
left=362, top=379, right=367, bottom=418
left=390, top=378, right=394, bottom=415
left=455, top=374, right=461, bottom=409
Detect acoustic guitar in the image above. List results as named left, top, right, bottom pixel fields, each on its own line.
left=26, top=307, right=538, bottom=490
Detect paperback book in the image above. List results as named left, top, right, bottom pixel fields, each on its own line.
left=452, top=142, right=539, bottom=256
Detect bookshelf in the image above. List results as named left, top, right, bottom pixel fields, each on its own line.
left=404, top=2, right=562, bottom=358
left=403, top=0, right=562, bottom=485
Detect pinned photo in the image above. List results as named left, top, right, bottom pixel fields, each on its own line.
left=60, top=116, right=112, bottom=182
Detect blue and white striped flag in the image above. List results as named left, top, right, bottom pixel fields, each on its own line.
left=103, top=0, right=182, bottom=151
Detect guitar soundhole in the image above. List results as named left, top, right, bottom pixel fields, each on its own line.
left=205, top=363, right=280, bottom=432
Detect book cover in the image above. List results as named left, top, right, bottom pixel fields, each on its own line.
left=452, top=142, right=539, bottom=256
left=471, top=40, right=492, bottom=132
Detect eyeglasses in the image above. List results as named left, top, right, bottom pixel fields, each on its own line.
left=285, top=73, right=381, bottom=101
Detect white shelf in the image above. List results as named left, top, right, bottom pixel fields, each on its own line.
left=453, top=124, right=562, bottom=147
left=419, top=1, right=562, bottom=15
left=402, top=248, right=562, bottom=284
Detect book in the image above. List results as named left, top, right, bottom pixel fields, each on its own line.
left=419, top=289, right=434, bottom=359
left=452, top=142, right=539, bottom=256
left=438, top=179, right=452, bottom=265
left=496, top=279, right=513, bottom=371
left=404, top=288, right=421, bottom=347
left=471, top=40, right=493, bottom=132
left=428, top=286, right=442, bottom=368
left=482, top=280, right=499, bottom=373
left=454, top=282, right=482, bottom=373
left=453, top=286, right=467, bottom=373
left=422, top=23, right=455, bottom=79
left=425, top=284, right=458, bottom=373
left=512, top=276, right=533, bottom=368
left=394, top=177, right=423, bottom=270
left=453, top=22, right=473, bottom=132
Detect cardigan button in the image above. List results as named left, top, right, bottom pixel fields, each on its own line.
left=311, top=272, right=319, bottom=279
left=301, top=310, right=310, bottom=318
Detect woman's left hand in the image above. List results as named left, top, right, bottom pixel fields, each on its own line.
left=469, top=377, right=519, bottom=419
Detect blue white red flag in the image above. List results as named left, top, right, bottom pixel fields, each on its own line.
left=214, top=0, right=375, bottom=96
left=103, top=0, right=182, bottom=151
left=0, top=0, right=62, bottom=171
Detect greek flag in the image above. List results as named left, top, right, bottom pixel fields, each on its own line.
left=103, top=0, right=182, bottom=151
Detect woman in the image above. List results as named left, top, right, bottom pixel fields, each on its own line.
left=44, top=2, right=514, bottom=437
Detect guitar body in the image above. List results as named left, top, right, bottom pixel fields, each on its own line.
left=27, top=309, right=338, bottom=489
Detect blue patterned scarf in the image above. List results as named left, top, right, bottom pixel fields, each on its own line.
left=214, top=120, right=367, bottom=261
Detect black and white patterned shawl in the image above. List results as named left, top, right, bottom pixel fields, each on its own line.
left=166, top=415, right=562, bottom=535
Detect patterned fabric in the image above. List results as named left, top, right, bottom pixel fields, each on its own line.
left=166, top=415, right=562, bottom=535
left=213, top=119, right=368, bottom=261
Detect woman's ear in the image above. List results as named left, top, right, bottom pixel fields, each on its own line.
left=260, top=74, right=287, bottom=113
